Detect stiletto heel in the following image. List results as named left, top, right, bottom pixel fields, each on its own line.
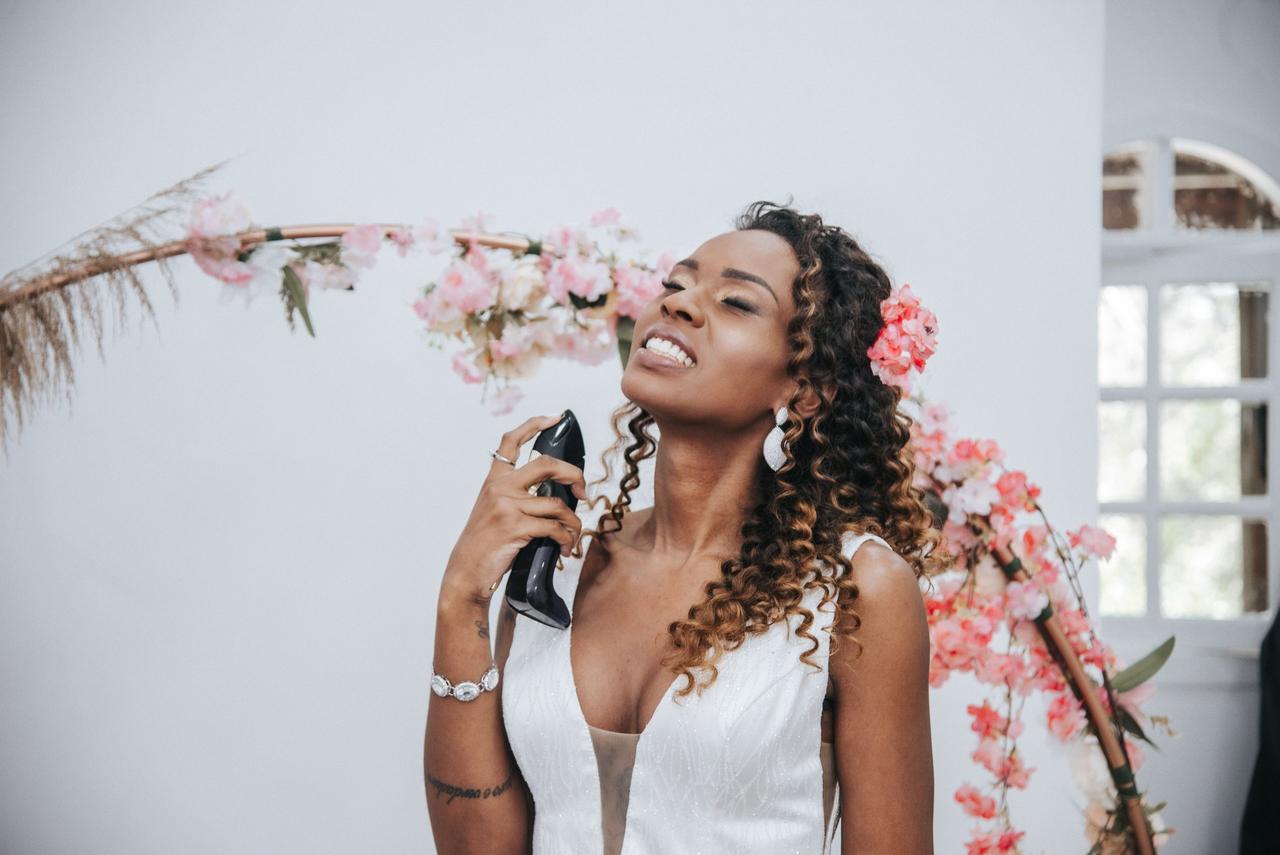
left=504, top=409, right=585, bottom=630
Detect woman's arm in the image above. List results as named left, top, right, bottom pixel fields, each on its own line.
left=423, top=582, right=533, bottom=855
left=422, top=412, right=584, bottom=854
left=831, top=542, right=935, bottom=854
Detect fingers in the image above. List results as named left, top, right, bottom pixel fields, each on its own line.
left=486, top=411, right=566, bottom=483
left=509, top=454, right=588, bottom=498
left=518, top=513, right=581, bottom=555
left=520, top=494, right=584, bottom=534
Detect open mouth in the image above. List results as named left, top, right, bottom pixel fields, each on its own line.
left=639, top=334, right=696, bottom=368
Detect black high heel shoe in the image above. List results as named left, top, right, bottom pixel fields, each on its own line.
left=503, top=409, right=584, bottom=630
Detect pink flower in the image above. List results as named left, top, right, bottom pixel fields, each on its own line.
left=412, top=288, right=466, bottom=334
left=614, top=265, right=664, bottom=318
left=866, top=282, right=938, bottom=393
left=437, top=259, right=499, bottom=314
left=188, top=191, right=252, bottom=238
left=973, top=651, right=1031, bottom=695
left=995, top=470, right=1040, bottom=513
left=1004, top=579, right=1050, bottom=622
left=387, top=218, right=446, bottom=258
left=967, top=701, right=1010, bottom=740
left=451, top=351, right=486, bottom=385
left=551, top=317, right=615, bottom=366
left=941, top=478, right=1002, bottom=526
left=188, top=239, right=254, bottom=285
left=1070, top=523, right=1117, bottom=560
left=487, top=384, right=524, bottom=416
left=970, top=737, right=1004, bottom=772
left=340, top=223, right=384, bottom=269
left=1046, top=692, right=1086, bottom=742
left=917, top=400, right=951, bottom=434
left=488, top=321, right=555, bottom=380
left=965, top=827, right=1026, bottom=854
left=589, top=207, right=622, bottom=227
left=544, top=257, right=612, bottom=305
left=543, top=224, right=590, bottom=257
left=184, top=192, right=256, bottom=284
left=999, top=751, right=1034, bottom=789
left=955, top=783, right=998, bottom=820
left=932, top=615, right=992, bottom=674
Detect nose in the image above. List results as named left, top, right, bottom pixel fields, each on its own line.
left=659, top=283, right=704, bottom=326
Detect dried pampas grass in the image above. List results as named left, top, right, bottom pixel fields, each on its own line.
left=0, top=159, right=230, bottom=456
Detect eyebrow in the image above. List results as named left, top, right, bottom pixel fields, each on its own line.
left=673, top=258, right=779, bottom=305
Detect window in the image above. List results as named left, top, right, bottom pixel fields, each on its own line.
left=1098, top=137, right=1279, bottom=666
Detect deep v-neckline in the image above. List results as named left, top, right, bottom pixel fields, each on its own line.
left=565, top=542, right=682, bottom=742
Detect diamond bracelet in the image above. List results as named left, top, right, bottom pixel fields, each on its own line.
left=430, top=663, right=500, bottom=703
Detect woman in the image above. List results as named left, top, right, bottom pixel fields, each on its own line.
left=425, top=201, right=942, bottom=854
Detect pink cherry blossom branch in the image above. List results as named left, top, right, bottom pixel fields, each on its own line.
left=0, top=225, right=541, bottom=310
left=972, top=515, right=1157, bottom=855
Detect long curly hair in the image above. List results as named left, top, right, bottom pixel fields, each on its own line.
left=573, top=199, right=948, bottom=700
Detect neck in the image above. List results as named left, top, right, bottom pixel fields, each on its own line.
left=629, top=418, right=765, bottom=564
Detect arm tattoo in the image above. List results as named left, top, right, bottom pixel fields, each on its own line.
left=426, top=770, right=514, bottom=804
left=474, top=618, right=490, bottom=640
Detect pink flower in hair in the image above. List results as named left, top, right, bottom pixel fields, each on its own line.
left=866, top=282, right=938, bottom=393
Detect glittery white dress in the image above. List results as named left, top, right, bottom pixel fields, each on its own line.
left=502, top=528, right=892, bottom=854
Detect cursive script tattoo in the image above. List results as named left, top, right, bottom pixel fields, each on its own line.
left=474, top=618, right=490, bottom=640
left=426, top=770, right=514, bottom=804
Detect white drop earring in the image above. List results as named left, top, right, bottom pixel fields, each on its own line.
left=763, top=405, right=789, bottom=472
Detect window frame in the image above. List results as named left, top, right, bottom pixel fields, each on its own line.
left=1099, top=137, right=1280, bottom=687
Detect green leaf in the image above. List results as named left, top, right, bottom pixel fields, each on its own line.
left=1111, top=635, right=1175, bottom=693
left=1115, top=703, right=1159, bottom=748
left=282, top=266, right=316, bottom=337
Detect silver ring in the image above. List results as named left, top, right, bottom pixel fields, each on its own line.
left=490, top=448, right=517, bottom=466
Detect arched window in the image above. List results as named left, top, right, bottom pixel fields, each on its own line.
left=1097, top=137, right=1279, bottom=664
left=1104, top=138, right=1280, bottom=232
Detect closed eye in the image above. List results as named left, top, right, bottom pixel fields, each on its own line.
left=661, top=279, right=757, bottom=314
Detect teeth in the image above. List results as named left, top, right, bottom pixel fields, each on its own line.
left=645, top=336, right=695, bottom=367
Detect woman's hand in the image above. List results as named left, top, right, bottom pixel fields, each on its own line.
left=441, top=412, right=588, bottom=610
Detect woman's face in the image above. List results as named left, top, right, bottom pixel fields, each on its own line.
left=621, top=228, right=802, bottom=430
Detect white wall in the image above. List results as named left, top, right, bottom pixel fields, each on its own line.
left=1101, top=1, right=1280, bottom=851
left=0, top=1, right=1106, bottom=852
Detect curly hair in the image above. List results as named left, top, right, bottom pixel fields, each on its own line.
left=573, top=199, right=948, bottom=700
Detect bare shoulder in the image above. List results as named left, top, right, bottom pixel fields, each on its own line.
left=830, top=533, right=935, bottom=851
left=847, top=536, right=921, bottom=603
left=830, top=535, right=929, bottom=676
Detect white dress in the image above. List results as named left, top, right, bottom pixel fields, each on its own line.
left=502, top=528, right=892, bottom=854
